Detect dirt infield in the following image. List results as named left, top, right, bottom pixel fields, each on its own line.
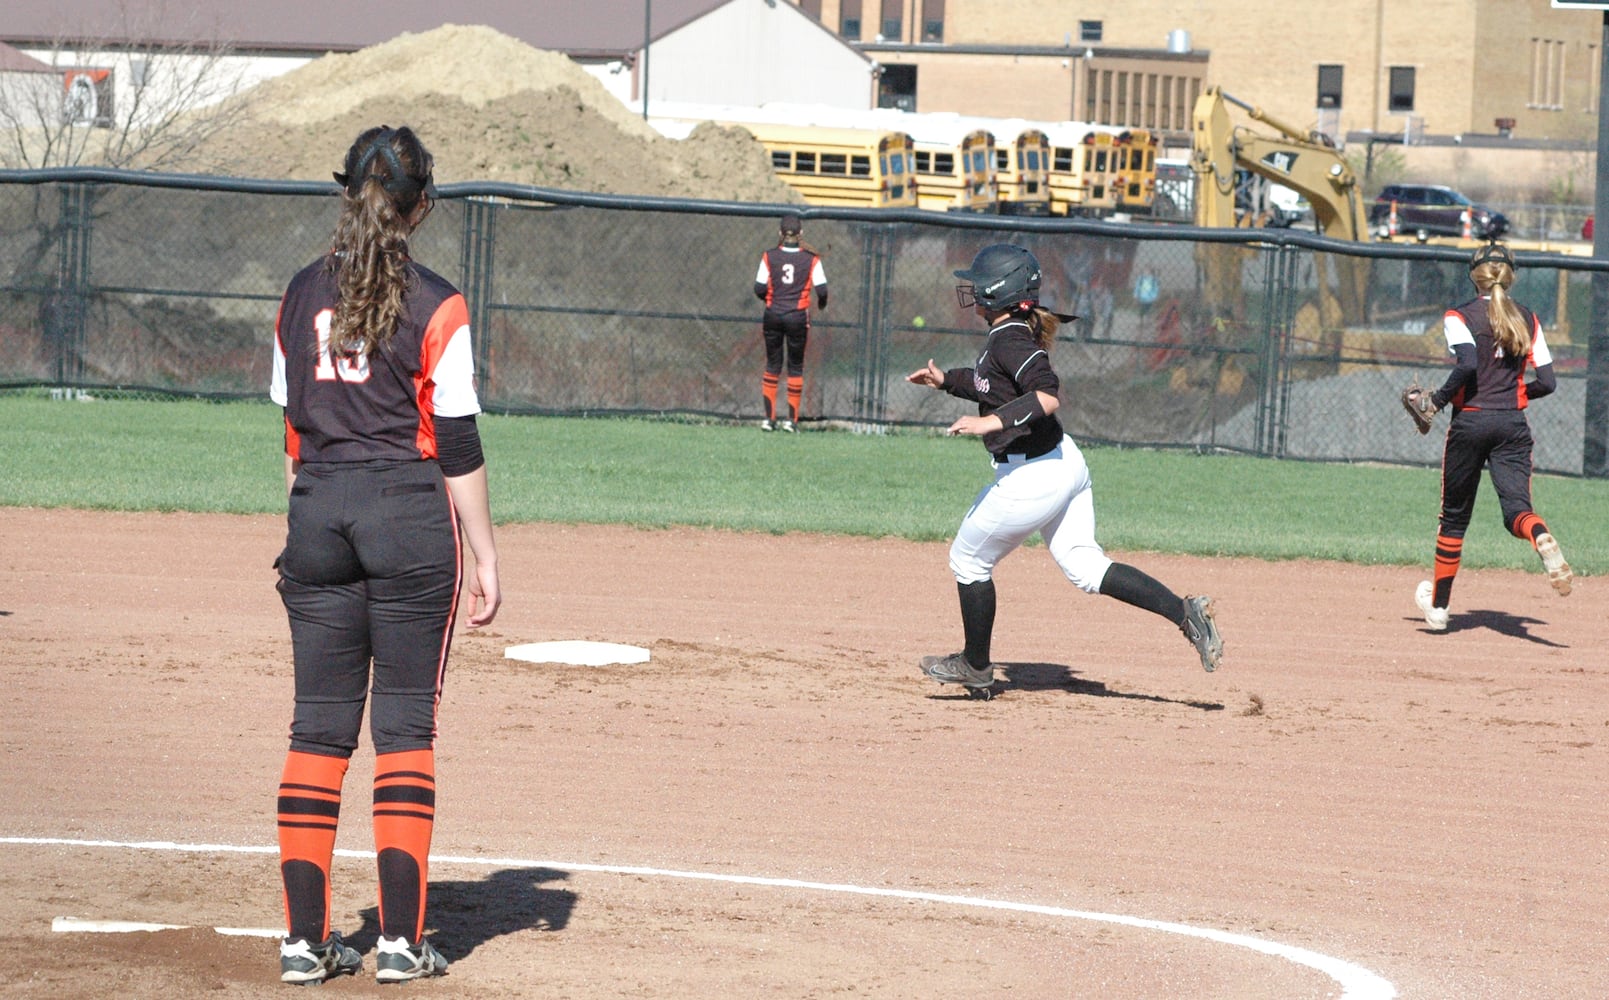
left=2, top=508, right=1605, bottom=998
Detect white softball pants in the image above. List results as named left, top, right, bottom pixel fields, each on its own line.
left=948, top=435, right=1114, bottom=594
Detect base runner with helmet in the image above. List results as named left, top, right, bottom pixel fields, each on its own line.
left=269, top=125, right=500, bottom=984
left=1404, top=241, right=1571, bottom=631
left=906, top=243, right=1223, bottom=696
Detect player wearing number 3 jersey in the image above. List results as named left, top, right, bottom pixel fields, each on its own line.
left=754, top=212, right=827, bottom=431
left=268, top=125, right=499, bottom=985
left=906, top=244, right=1222, bottom=696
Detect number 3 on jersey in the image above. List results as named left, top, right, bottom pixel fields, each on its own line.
left=311, top=308, right=372, bottom=383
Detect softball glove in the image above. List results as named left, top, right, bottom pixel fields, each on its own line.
left=1401, top=382, right=1440, bottom=435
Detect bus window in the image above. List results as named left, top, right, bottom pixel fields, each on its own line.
left=822, top=153, right=847, bottom=175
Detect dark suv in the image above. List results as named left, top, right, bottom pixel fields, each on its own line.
left=1369, top=184, right=1509, bottom=239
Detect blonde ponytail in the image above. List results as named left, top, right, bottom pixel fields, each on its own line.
left=1471, top=261, right=1530, bottom=357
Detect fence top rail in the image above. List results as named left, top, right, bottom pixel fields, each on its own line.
left=3, top=166, right=1607, bottom=270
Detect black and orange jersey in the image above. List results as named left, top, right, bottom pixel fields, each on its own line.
left=940, top=317, right=1064, bottom=460
left=755, top=246, right=826, bottom=316
left=270, top=257, right=481, bottom=463
left=1442, top=296, right=1553, bottom=411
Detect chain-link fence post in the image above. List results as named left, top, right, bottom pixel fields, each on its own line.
left=45, top=182, right=93, bottom=390
left=460, top=198, right=498, bottom=399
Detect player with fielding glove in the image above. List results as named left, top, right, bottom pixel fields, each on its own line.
left=1410, top=241, right=1571, bottom=632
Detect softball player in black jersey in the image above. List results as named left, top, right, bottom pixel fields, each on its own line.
left=754, top=212, right=827, bottom=431
left=906, top=244, right=1222, bottom=696
left=269, top=126, right=499, bottom=984
left=1413, top=242, right=1570, bottom=631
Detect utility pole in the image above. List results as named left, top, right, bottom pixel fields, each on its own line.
left=1588, top=9, right=1609, bottom=475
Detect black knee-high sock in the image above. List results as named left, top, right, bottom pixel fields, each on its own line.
left=958, top=580, right=996, bottom=667
left=1098, top=562, right=1186, bottom=626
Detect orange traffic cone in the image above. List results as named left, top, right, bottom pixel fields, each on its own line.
left=1460, top=209, right=1472, bottom=239
left=1388, top=200, right=1399, bottom=237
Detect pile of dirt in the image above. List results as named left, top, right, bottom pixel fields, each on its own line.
left=189, top=24, right=799, bottom=204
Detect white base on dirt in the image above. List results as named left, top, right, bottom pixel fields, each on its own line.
left=53, top=916, right=279, bottom=937
left=505, top=640, right=650, bottom=666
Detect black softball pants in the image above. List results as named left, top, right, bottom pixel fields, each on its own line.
left=277, top=459, right=461, bottom=758
left=762, top=311, right=809, bottom=378
left=1438, top=408, right=1535, bottom=538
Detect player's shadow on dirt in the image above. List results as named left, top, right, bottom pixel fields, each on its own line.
left=955, top=661, right=1222, bottom=711
left=1439, top=609, right=1567, bottom=647
left=346, top=866, right=577, bottom=962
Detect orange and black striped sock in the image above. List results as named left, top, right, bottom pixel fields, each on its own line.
left=373, top=749, right=436, bottom=943
left=1511, top=511, right=1547, bottom=546
left=761, top=373, right=779, bottom=420
left=1433, top=534, right=1463, bottom=608
left=278, top=750, right=349, bottom=944
left=786, top=376, right=803, bottom=421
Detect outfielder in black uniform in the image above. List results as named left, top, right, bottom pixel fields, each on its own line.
left=1412, top=241, right=1571, bottom=631
left=754, top=212, right=827, bottom=431
left=906, top=244, right=1223, bottom=696
left=269, top=126, right=500, bottom=984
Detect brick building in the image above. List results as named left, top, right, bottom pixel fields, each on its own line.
left=792, top=0, right=1605, bottom=153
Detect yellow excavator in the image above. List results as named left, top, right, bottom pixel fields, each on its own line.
left=1189, top=84, right=1370, bottom=335
left=1190, top=85, right=1369, bottom=240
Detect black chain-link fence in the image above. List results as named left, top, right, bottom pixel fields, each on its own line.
left=4, top=168, right=1607, bottom=476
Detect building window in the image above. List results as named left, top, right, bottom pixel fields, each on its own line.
left=840, top=0, right=861, bottom=39
left=1079, top=20, right=1102, bottom=43
left=923, top=19, right=943, bottom=42
left=1317, top=64, right=1343, bottom=109
left=1588, top=44, right=1601, bottom=113
left=881, top=18, right=901, bottom=40
left=1530, top=37, right=1566, bottom=109
left=1388, top=66, right=1415, bottom=113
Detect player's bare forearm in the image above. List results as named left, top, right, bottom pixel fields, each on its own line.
left=444, top=466, right=501, bottom=627
left=284, top=455, right=301, bottom=496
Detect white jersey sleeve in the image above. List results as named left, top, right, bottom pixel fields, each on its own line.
left=429, top=323, right=481, bottom=418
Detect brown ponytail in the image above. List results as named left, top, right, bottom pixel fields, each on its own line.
left=325, top=126, right=436, bottom=358
left=1026, top=305, right=1060, bottom=351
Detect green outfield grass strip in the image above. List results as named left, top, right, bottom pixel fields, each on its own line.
left=1, top=394, right=1602, bottom=574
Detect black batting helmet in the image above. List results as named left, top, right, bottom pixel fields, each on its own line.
left=954, top=244, right=1042, bottom=312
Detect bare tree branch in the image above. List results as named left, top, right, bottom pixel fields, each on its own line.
left=0, top=0, right=254, bottom=170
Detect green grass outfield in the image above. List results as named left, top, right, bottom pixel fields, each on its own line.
left=2, top=393, right=1604, bottom=574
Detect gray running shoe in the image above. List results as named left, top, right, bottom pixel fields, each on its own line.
left=280, top=931, right=362, bottom=985
left=1181, top=596, right=1224, bottom=672
left=375, top=935, right=448, bottom=983
left=1536, top=533, right=1572, bottom=596
left=920, top=651, right=995, bottom=689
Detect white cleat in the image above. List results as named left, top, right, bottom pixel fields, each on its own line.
left=1535, top=533, right=1572, bottom=596
left=1415, top=580, right=1448, bottom=631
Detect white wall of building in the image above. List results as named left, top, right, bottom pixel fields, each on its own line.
left=641, top=0, right=872, bottom=110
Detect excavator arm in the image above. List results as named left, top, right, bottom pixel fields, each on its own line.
left=1190, top=85, right=1369, bottom=241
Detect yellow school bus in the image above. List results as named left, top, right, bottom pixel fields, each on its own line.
left=737, top=122, right=918, bottom=208
left=1031, top=123, right=1159, bottom=217
left=985, top=124, right=1052, bottom=215
left=903, top=122, right=998, bottom=213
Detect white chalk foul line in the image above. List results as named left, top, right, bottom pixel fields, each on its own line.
left=10, top=836, right=1394, bottom=999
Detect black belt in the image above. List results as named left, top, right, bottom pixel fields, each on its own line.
left=993, top=439, right=1058, bottom=463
